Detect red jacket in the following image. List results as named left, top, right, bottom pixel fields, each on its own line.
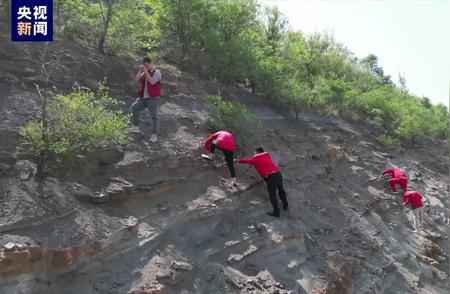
left=382, top=168, right=407, bottom=178
left=204, top=131, right=236, bottom=152
left=403, top=191, right=423, bottom=209
left=138, top=68, right=161, bottom=98
left=238, top=152, right=279, bottom=178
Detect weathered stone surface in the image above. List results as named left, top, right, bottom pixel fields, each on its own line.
left=394, top=251, right=410, bottom=262
left=89, top=192, right=110, bottom=204
left=51, top=250, right=73, bottom=267
left=3, top=250, right=31, bottom=270
left=103, top=178, right=134, bottom=200
left=127, top=283, right=165, bottom=294
left=171, top=261, right=192, bottom=271
left=67, top=183, right=94, bottom=202
left=4, top=242, right=17, bottom=252
left=28, top=246, right=43, bottom=262
left=96, top=145, right=125, bottom=165
left=14, top=160, right=37, bottom=180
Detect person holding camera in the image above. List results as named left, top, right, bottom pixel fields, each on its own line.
left=130, top=57, right=161, bottom=142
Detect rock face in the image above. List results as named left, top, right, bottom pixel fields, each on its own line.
left=0, top=217, right=138, bottom=274
left=0, top=25, right=448, bottom=294
left=96, top=145, right=125, bottom=165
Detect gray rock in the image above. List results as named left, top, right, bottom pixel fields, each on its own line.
left=172, top=261, right=193, bottom=271
left=96, top=145, right=124, bottom=165
left=394, top=251, right=410, bottom=261
left=4, top=242, right=17, bottom=252
left=67, top=183, right=94, bottom=202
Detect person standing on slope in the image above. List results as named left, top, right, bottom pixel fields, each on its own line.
left=202, top=130, right=237, bottom=186
left=237, top=147, right=288, bottom=217
left=130, top=57, right=161, bottom=142
left=402, top=189, right=429, bottom=232
left=378, top=167, right=408, bottom=192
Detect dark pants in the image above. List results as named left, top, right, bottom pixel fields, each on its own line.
left=211, top=143, right=236, bottom=178
left=266, top=171, right=288, bottom=213
left=131, top=98, right=160, bottom=134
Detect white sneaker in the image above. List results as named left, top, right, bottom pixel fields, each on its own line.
left=128, top=126, right=140, bottom=133
left=230, top=177, right=237, bottom=186
left=150, top=134, right=158, bottom=143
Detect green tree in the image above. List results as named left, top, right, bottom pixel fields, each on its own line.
left=263, top=6, right=288, bottom=56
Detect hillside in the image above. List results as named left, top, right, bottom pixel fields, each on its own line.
left=0, top=28, right=449, bottom=294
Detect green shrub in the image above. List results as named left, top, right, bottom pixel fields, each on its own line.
left=206, top=94, right=260, bottom=147
left=378, top=133, right=394, bottom=147
left=20, top=83, right=129, bottom=158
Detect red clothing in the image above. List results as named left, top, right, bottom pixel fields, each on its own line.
left=138, top=68, right=161, bottom=98
left=204, top=131, right=236, bottom=152
left=382, top=168, right=408, bottom=190
left=238, top=152, right=280, bottom=178
left=382, top=168, right=407, bottom=179
left=388, top=177, right=408, bottom=190
left=403, top=191, right=423, bottom=209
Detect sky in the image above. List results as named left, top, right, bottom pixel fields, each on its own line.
left=259, top=0, right=449, bottom=106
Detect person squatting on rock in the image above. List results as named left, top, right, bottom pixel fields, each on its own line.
left=402, top=189, right=429, bottom=232
left=378, top=167, right=408, bottom=192
left=203, top=131, right=237, bottom=186
left=237, top=147, right=288, bottom=218
left=130, top=57, right=162, bottom=142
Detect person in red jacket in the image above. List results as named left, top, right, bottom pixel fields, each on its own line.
left=202, top=131, right=237, bottom=185
left=130, top=57, right=162, bottom=142
left=237, top=147, right=288, bottom=217
left=402, top=189, right=429, bottom=232
left=378, top=167, right=408, bottom=192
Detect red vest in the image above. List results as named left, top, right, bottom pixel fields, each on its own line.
left=138, top=68, right=161, bottom=98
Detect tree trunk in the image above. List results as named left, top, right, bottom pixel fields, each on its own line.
left=56, top=0, right=61, bottom=33
left=98, top=0, right=114, bottom=54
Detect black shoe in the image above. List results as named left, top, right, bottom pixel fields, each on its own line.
left=392, top=189, right=398, bottom=193
left=267, top=211, right=280, bottom=218
left=283, top=202, right=289, bottom=211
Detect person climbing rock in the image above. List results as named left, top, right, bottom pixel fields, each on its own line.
left=378, top=167, right=408, bottom=192
left=202, top=131, right=237, bottom=185
left=402, top=189, right=429, bottom=232
left=237, top=147, right=288, bottom=217
left=130, top=57, right=161, bottom=142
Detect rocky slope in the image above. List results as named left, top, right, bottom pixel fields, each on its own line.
left=0, top=28, right=449, bottom=293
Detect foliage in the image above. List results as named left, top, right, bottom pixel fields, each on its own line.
left=20, top=83, right=128, bottom=157
left=378, top=133, right=395, bottom=147
left=52, top=0, right=448, bottom=145
left=57, top=0, right=161, bottom=56
left=206, top=94, right=259, bottom=146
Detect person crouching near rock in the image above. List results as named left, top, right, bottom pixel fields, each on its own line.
left=202, top=130, right=237, bottom=186
left=237, top=147, right=288, bottom=218
left=378, top=167, right=408, bottom=192
left=402, top=189, right=430, bottom=232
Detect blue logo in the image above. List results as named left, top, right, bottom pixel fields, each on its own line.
left=11, top=0, right=53, bottom=42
